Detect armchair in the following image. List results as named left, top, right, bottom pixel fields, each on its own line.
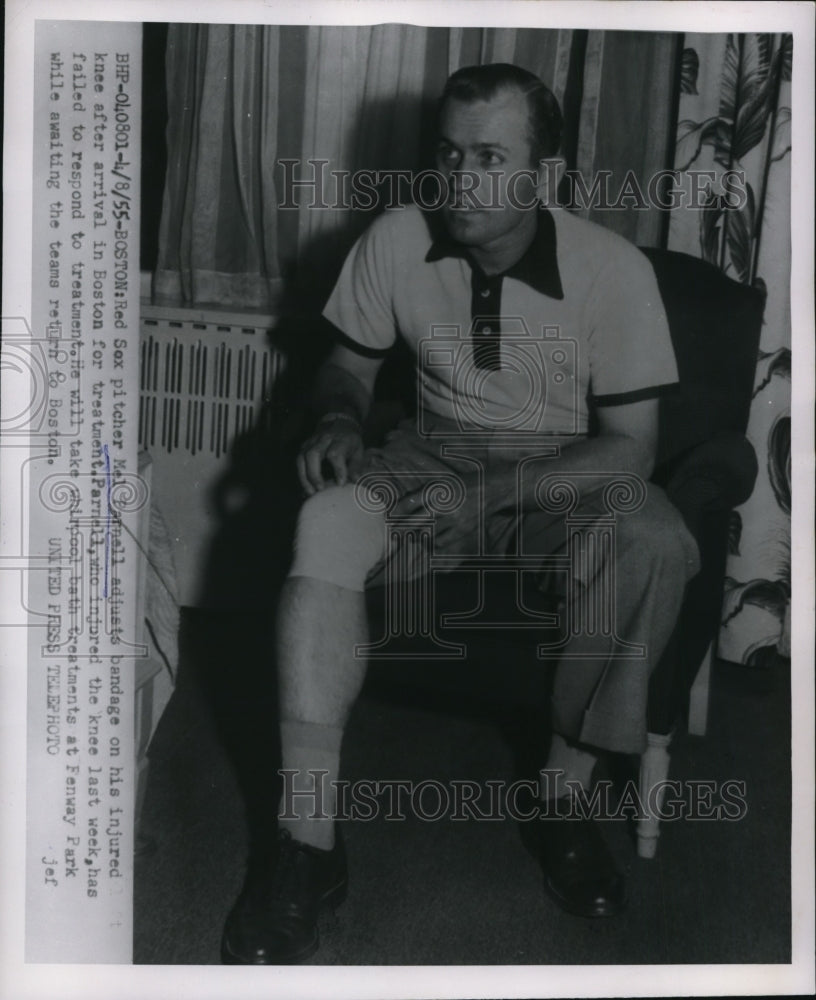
left=361, top=246, right=765, bottom=858
left=206, top=243, right=764, bottom=861
left=636, top=246, right=763, bottom=855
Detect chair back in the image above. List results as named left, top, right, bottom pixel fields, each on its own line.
left=639, top=247, right=765, bottom=472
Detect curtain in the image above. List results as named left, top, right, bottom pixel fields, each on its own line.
left=153, top=25, right=677, bottom=310
left=155, top=25, right=283, bottom=306
left=667, top=33, right=792, bottom=665
left=289, top=24, right=433, bottom=302
left=573, top=31, right=679, bottom=246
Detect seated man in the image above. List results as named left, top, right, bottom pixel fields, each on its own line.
left=221, top=62, right=700, bottom=964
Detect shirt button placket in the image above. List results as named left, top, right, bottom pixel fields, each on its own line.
left=471, top=273, right=502, bottom=370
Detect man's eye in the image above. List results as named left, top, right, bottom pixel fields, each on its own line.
left=481, top=151, right=503, bottom=166
left=438, top=146, right=460, bottom=165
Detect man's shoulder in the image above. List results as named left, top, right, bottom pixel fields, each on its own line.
left=552, top=208, right=650, bottom=278
left=359, top=203, right=432, bottom=250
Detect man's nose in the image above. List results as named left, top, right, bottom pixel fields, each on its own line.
left=448, top=168, right=485, bottom=204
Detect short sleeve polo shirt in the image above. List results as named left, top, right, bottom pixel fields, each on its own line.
left=322, top=204, right=678, bottom=436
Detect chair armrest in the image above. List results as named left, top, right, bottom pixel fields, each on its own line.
left=659, top=432, right=758, bottom=525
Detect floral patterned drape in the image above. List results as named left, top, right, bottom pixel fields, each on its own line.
left=667, top=33, right=792, bottom=665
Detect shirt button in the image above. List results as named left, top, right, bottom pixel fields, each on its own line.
left=480, top=288, right=491, bottom=297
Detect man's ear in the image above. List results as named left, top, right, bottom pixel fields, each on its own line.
left=535, top=156, right=566, bottom=208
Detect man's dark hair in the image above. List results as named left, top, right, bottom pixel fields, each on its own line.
left=439, top=63, right=563, bottom=163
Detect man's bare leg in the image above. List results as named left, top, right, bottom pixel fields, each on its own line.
left=276, top=575, right=369, bottom=849
left=221, top=488, right=383, bottom=964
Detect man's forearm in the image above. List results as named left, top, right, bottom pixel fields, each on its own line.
left=550, top=432, right=655, bottom=481
left=310, top=362, right=373, bottom=427
left=487, top=433, right=655, bottom=511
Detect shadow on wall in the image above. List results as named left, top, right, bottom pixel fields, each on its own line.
left=196, top=90, right=441, bottom=612
left=185, top=94, right=435, bottom=849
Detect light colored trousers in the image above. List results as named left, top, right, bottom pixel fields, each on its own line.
left=289, top=419, right=701, bottom=754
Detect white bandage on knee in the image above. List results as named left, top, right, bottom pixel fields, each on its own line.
left=288, top=484, right=386, bottom=591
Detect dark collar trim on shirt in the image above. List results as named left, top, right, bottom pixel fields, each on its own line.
left=424, top=206, right=564, bottom=300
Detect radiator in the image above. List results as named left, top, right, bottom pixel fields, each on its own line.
left=138, top=303, right=282, bottom=605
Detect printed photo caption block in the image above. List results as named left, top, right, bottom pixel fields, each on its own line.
left=24, top=21, right=142, bottom=964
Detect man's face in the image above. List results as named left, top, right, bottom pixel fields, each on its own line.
left=435, top=88, right=540, bottom=250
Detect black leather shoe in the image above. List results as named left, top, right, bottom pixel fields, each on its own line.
left=221, top=829, right=347, bottom=964
left=539, top=799, right=626, bottom=918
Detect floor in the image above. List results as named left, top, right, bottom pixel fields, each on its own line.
left=134, top=608, right=791, bottom=966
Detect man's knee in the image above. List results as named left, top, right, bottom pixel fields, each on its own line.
left=288, top=484, right=386, bottom=591
left=616, top=485, right=700, bottom=582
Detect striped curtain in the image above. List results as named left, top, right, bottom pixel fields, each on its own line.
left=155, top=26, right=283, bottom=307
left=570, top=31, right=679, bottom=246
left=153, top=25, right=677, bottom=310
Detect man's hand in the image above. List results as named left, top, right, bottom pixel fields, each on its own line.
left=297, top=343, right=383, bottom=494
left=297, top=414, right=365, bottom=495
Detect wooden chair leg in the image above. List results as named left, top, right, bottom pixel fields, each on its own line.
left=637, top=730, right=673, bottom=859
left=687, top=640, right=713, bottom=737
